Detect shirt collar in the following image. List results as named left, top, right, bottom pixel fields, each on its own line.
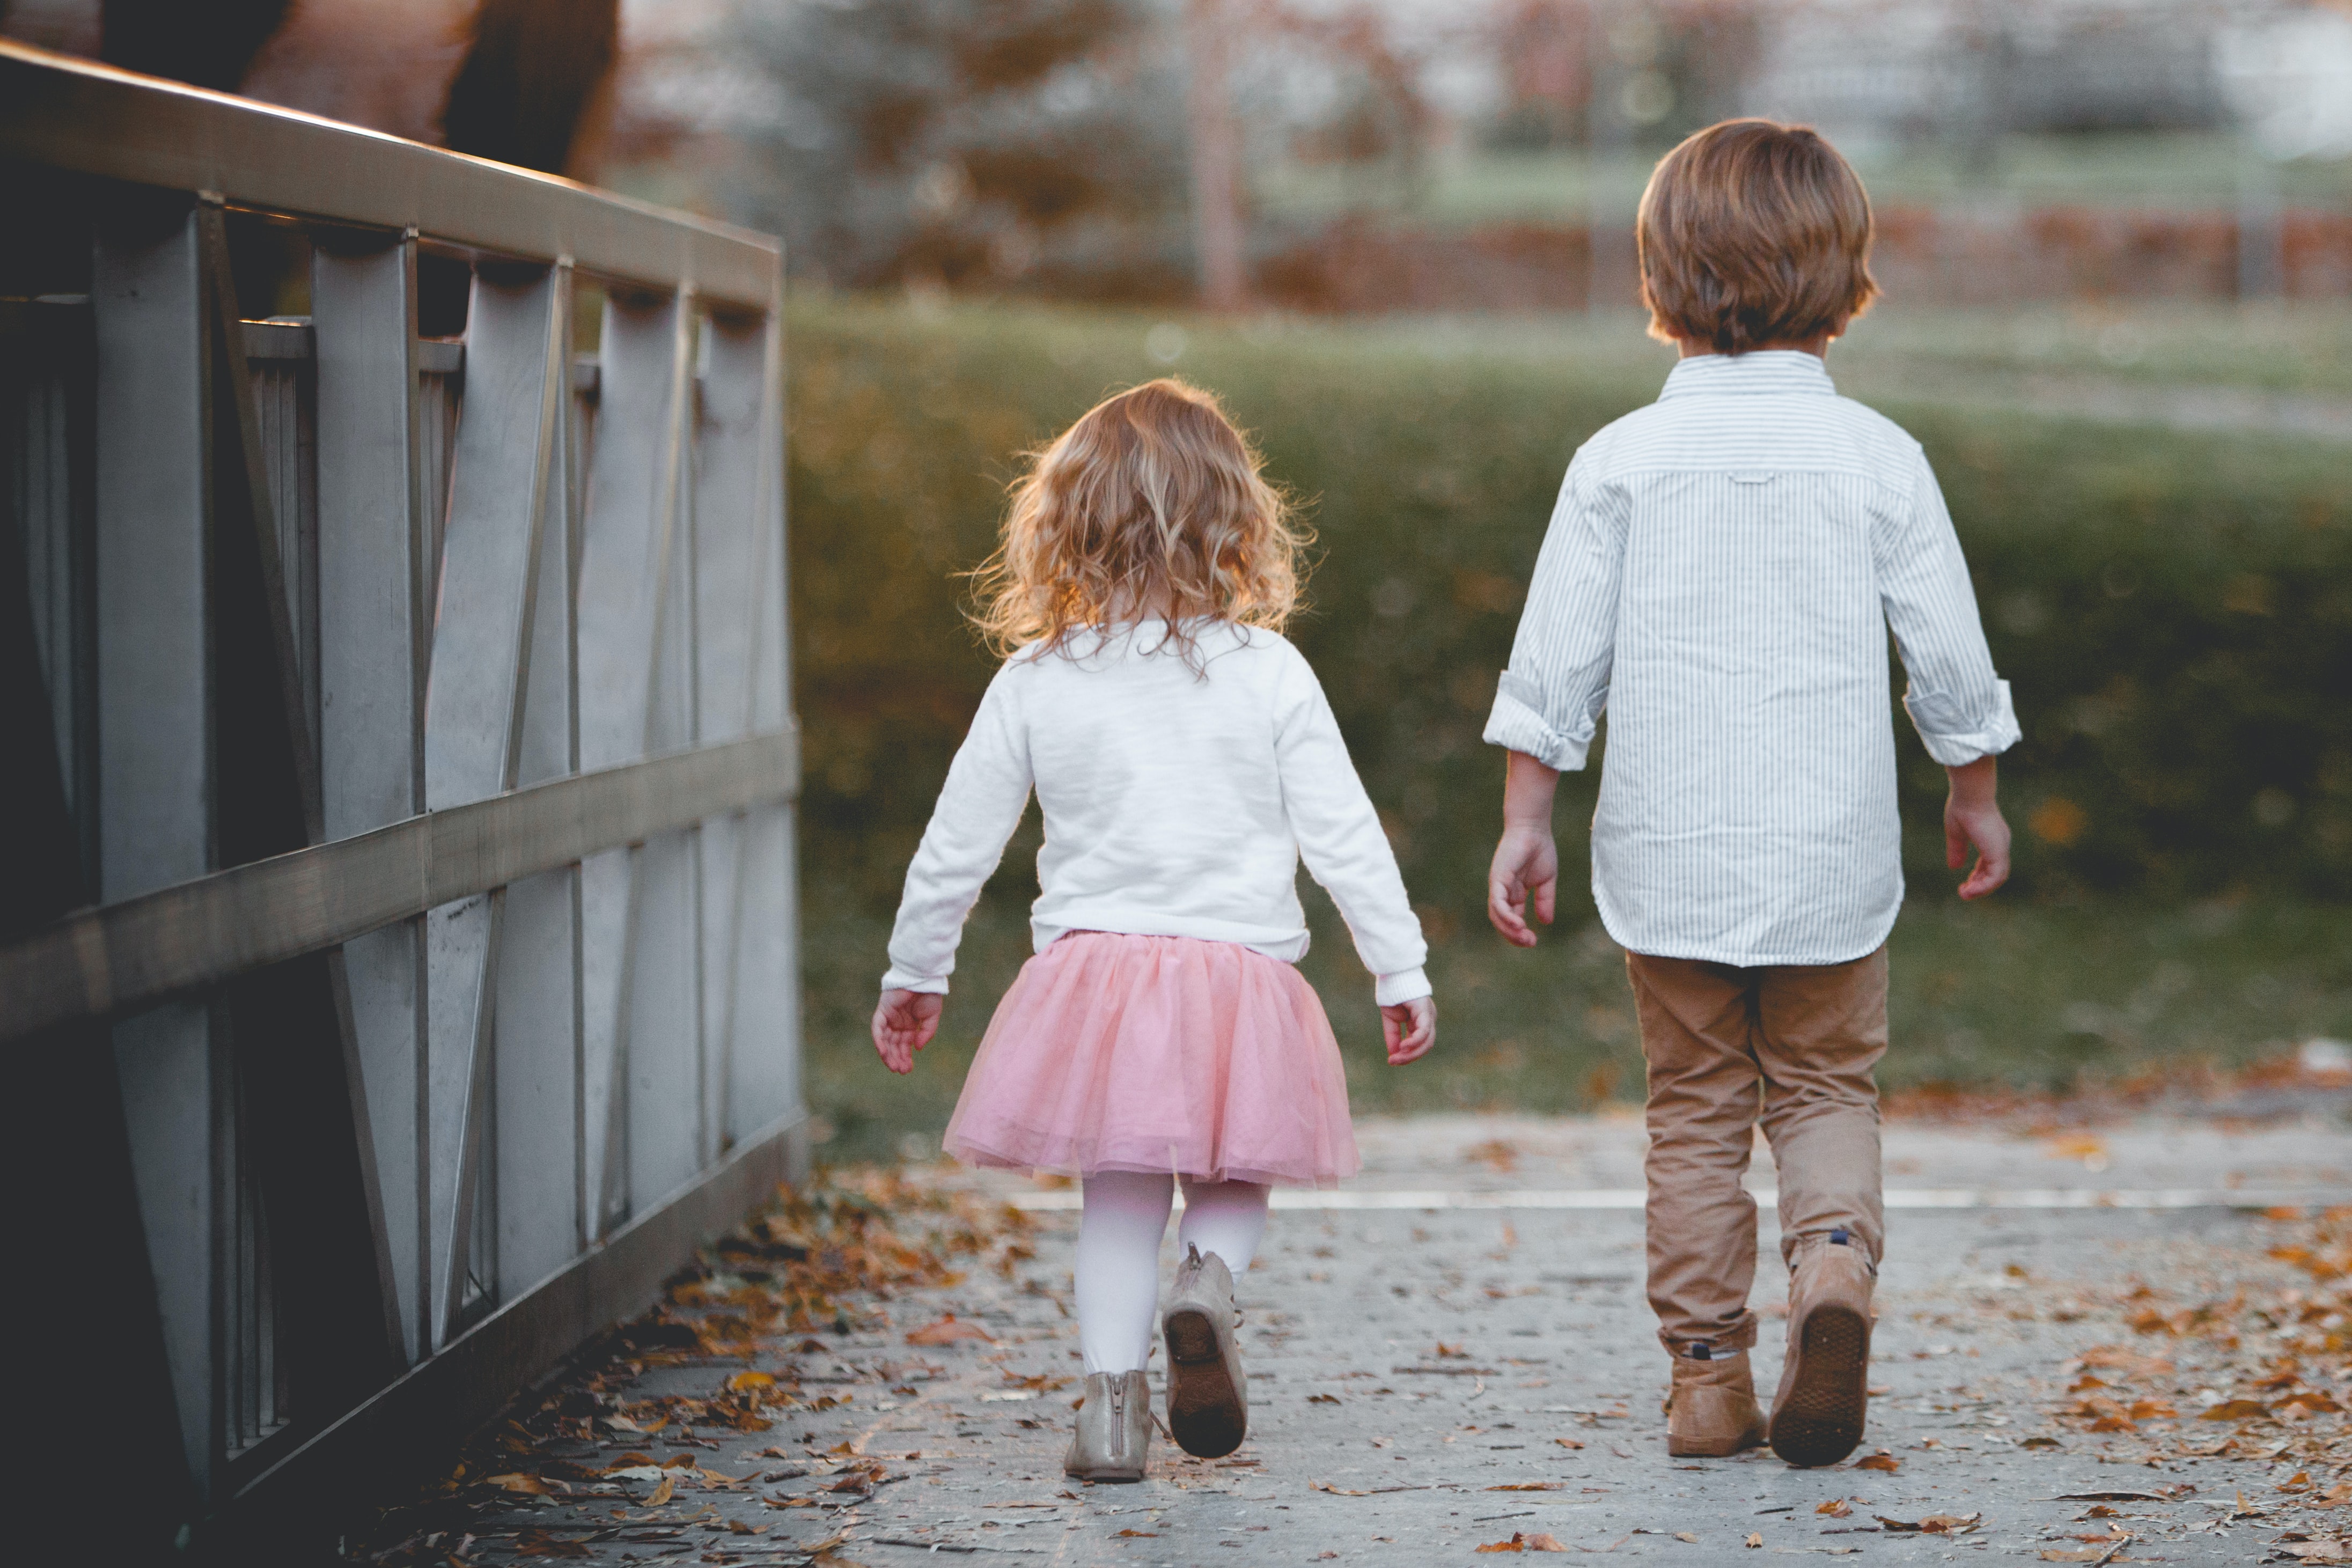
left=1657, top=349, right=1837, bottom=400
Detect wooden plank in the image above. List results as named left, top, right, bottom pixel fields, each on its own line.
left=92, top=193, right=216, bottom=1495
left=0, top=41, right=781, bottom=311
left=312, top=234, right=428, bottom=1364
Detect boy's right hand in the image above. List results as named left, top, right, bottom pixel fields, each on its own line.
left=1487, top=824, right=1560, bottom=947
left=872, top=988, right=944, bottom=1074
left=1944, top=754, right=2012, bottom=900
left=1382, top=997, right=1436, bottom=1064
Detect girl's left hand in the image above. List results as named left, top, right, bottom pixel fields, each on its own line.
left=872, top=989, right=944, bottom=1074
left=1381, top=996, right=1436, bottom=1065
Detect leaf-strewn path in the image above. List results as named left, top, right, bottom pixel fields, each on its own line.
left=342, top=1110, right=2352, bottom=1566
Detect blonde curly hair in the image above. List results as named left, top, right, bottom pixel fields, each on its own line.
left=969, top=378, right=1307, bottom=662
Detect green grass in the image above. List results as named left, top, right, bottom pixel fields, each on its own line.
left=1252, top=132, right=2352, bottom=229
left=782, top=295, right=2352, bottom=1164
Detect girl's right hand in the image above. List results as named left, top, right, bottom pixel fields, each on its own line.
left=1382, top=997, right=1436, bottom=1065
left=872, top=989, right=944, bottom=1074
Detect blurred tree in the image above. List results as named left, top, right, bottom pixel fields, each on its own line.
left=726, top=0, right=1193, bottom=298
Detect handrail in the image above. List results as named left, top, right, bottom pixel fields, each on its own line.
left=0, top=40, right=781, bottom=310
left=0, top=728, right=799, bottom=1047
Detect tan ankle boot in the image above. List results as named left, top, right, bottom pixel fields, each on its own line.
left=1064, top=1370, right=1151, bottom=1482
left=1665, top=1345, right=1769, bottom=1457
left=1163, top=1245, right=1248, bottom=1457
left=1770, top=1228, right=1876, bottom=1467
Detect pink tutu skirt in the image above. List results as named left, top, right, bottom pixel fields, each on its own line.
left=943, top=931, right=1361, bottom=1187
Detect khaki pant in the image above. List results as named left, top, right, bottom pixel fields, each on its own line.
left=1626, top=946, right=1887, bottom=1356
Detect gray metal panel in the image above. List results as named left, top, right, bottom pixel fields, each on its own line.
left=93, top=200, right=215, bottom=1493
left=424, top=265, right=567, bottom=1345
left=497, top=266, right=585, bottom=1295
left=693, top=316, right=769, bottom=1147
left=577, top=295, right=685, bottom=1232
left=312, top=239, right=428, bottom=1365
left=0, top=42, right=782, bottom=311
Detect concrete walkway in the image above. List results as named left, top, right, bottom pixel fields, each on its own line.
left=347, top=1114, right=2352, bottom=1566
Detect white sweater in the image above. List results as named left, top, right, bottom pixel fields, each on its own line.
left=882, top=621, right=1431, bottom=1006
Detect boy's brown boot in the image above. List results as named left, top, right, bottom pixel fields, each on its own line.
left=1064, top=1370, right=1151, bottom=1482
left=1665, top=1344, right=1768, bottom=1457
left=1163, top=1245, right=1249, bottom=1457
left=1770, top=1228, right=1876, bottom=1467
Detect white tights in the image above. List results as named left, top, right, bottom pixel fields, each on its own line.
left=1074, top=1171, right=1269, bottom=1374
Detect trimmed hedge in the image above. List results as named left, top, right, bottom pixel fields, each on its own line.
left=789, top=297, right=2352, bottom=917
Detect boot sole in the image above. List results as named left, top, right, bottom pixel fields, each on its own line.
left=1164, top=1306, right=1246, bottom=1458
left=1063, top=1464, right=1143, bottom=1483
left=1770, top=1305, right=1869, bottom=1468
left=1666, top=1431, right=1762, bottom=1458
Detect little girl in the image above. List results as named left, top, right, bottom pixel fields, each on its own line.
left=870, top=379, right=1436, bottom=1482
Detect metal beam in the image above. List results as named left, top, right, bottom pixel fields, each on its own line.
left=0, top=41, right=782, bottom=311
left=0, top=728, right=799, bottom=1046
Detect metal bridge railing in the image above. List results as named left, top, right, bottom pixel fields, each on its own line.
left=0, top=40, right=805, bottom=1542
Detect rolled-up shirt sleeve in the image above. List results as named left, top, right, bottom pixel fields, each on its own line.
left=1483, top=446, right=1629, bottom=771
left=1878, top=450, right=2022, bottom=767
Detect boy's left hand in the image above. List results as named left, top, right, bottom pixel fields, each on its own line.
left=872, top=989, right=944, bottom=1073
left=1382, top=996, right=1436, bottom=1064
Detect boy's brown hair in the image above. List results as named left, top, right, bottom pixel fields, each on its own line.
left=1636, top=119, right=1879, bottom=355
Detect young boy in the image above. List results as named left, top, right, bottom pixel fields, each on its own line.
left=1483, top=120, right=2018, bottom=1467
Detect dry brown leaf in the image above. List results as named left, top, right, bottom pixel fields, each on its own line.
left=1475, top=1536, right=1529, bottom=1554
left=2037, top=1553, right=2111, bottom=1564
left=2275, top=1546, right=2352, bottom=1566
left=1554, top=1436, right=1584, bottom=1449
left=646, top=1475, right=673, bottom=1508
left=2200, top=1398, right=2270, bottom=1421
left=1525, top=1535, right=1567, bottom=1554
left=1816, top=1499, right=1852, bottom=1518
left=1877, top=1513, right=1980, bottom=1534
left=1745, top=1533, right=1763, bottom=1548
left=483, top=1473, right=555, bottom=1496
left=905, top=1313, right=994, bottom=1346
left=1675, top=1533, right=1698, bottom=1543
left=1312, top=1482, right=1372, bottom=1497
left=1113, top=1527, right=1158, bottom=1538
left=1487, top=1482, right=1563, bottom=1492
left=1855, top=1451, right=1901, bottom=1472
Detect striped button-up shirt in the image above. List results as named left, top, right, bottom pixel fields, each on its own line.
left=1484, top=350, right=2020, bottom=967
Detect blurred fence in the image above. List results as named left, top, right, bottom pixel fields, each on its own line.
left=0, top=41, right=803, bottom=1548
left=1255, top=205, right=2352, bottom=314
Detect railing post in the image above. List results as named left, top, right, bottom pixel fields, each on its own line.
left=312, top=230, right=429, bottom=1365
left=421, top=261, right=569, bottom=1344
left=92, top=190, right=216, bottom=1495
left=578, top=288, right=701, bottom=1234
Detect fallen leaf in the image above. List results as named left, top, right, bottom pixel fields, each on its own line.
left=2021, top=1436, right=2062, bottom=1449
left=646, top=1475, right=673, bottom=1508
left=726, top=1371, right=776, bottom=1393
left=1855, top=1451, right=1901, bottom=1473
left=1313, top=1482, right=1372, bottom=1497
left=511, top=1530, right=591, bottom=1559
left=1114, top=1528, right=1158, bottom=1538
left=2037, top=1552, right=2112, bottom=1564
left=484, top=1473, right=555, bottom=1496
left=2200, top=1398, right=2270, bottom=1421
left=905, top=1314, right=994, bottom=1346
left=1817, top=1499, right=1851, bottom=1518
left=1307, top=1394, right=1342, bottom=1405
left=1675, top=1533, right=1699, bottom=1543
left=2274, top=1543, right=2352, bottom=1564
left=1475, top=1536, right=1528, bottom=1554
left=1554, top=1437, right=1585, bottom=1450
left=1877, top=1513, right=1980, bottom=1534
left=1487, top=1482, right=1563, bottom=1492
left=1525, top=1535, right=1567, bottom=1554
left=1745, top=1533, right=1763, bottom=1548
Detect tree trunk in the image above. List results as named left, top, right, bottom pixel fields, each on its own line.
left=1186, top=0, right=1248, bottom=312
